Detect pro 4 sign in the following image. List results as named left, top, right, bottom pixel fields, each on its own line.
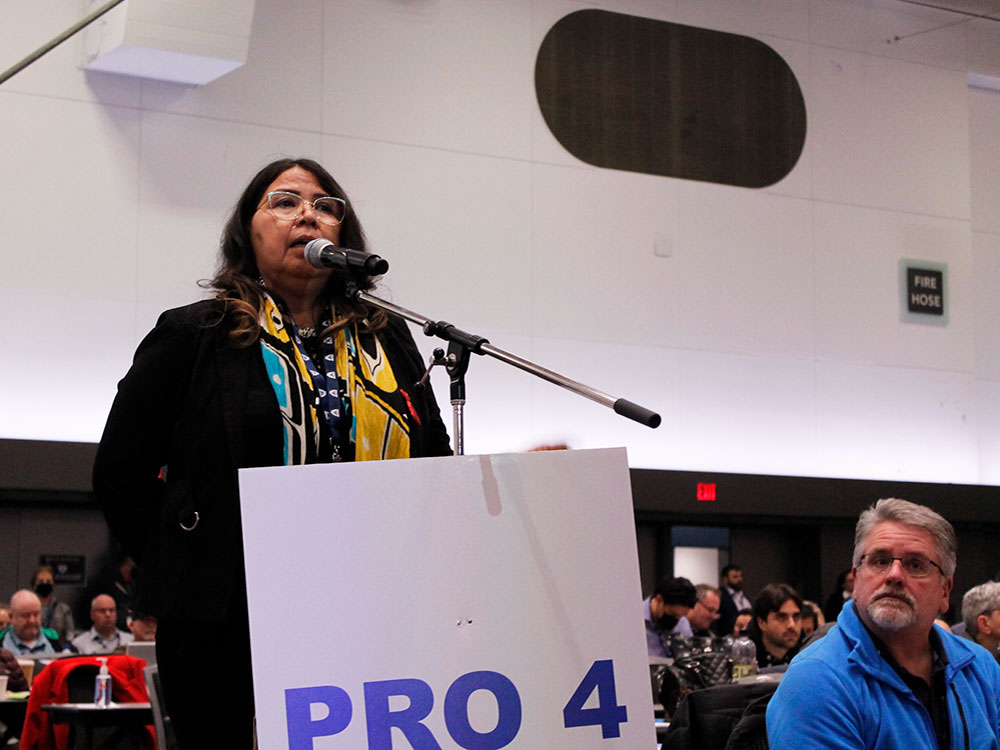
left=240, top=450, right=656, bottom=749
left=286, top=661, right=627, bottom=749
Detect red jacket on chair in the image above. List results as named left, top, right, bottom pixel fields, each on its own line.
left=20, top=654, right=155, bottom=750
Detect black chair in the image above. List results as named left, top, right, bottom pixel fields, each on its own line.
left=143, top=665, right=178, bottom=750
left=660, top=679, right=779, bottom=750
left=65, top=664, right=100, bottom=703
left=723, top=686, right=774, bottom=750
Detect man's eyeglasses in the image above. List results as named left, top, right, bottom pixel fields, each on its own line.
left=260, top=191, right=346, bottom=226
left=858, top=553, right=944, bottom=578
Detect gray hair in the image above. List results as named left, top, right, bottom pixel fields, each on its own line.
left=962, top=581, right=1000, bottom=634
left=853, top=498, right=956, bottom=578
left=695, top=584, right=720, bottom=603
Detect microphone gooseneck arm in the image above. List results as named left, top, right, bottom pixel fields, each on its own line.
left=352, top=290, right=661, bottom=455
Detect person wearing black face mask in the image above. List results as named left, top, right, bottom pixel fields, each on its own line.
left=643, top=576, right=697, bottom=657
left=31, top=565, right=75, bottom=643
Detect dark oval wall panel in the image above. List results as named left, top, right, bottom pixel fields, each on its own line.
left=535, top=10, right=807, bottom=188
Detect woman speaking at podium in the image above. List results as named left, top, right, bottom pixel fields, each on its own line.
left=94, top=158, right=451, bottom=748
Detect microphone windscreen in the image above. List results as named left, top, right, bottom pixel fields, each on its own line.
left=303, top=238, right=335, bottom=269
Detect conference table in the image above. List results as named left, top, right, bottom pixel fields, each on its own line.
left=43, top=702, right=153, bottom=750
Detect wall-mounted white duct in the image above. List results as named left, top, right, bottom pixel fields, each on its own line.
left=81, top=0, right=255, bottom=85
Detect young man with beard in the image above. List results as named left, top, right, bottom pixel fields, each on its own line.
left=642, top=576, right=696, bottom=657
left=748, top=583, right=803, bottom=668
left=768, top=498, right=1000, bottom=749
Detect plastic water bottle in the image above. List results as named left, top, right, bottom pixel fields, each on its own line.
left=731, top=635, right=758, bottom=682
left=94, top=657, right=112, bottom=707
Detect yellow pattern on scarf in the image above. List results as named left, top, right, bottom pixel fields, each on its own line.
left=335, top=324, right=411, bottom=461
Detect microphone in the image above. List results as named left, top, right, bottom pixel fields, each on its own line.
left=303, top=239, right=389, bottom=277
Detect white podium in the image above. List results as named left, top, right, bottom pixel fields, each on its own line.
left=239, top=447, right=655, bottom=749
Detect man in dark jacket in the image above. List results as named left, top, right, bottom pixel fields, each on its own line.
left=714, top=565, right=752, bottom=637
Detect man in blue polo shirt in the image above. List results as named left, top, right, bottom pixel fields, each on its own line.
left=0, top=590, right=60, bottom=655
left=768, top=498, right=1000, bottom=749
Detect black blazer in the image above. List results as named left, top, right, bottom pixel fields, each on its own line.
left=713, top=586, right=739, bottom=637
left=93, top=300, right=451, bottom=623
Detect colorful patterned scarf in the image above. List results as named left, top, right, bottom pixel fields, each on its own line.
left=257, top=291, right=411, bottom=464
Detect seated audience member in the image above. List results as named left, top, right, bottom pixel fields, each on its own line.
left=0, top=647, right=28, bottom=746
left=823, top=568, right=855, bottom=622
left=714, top=564, right=753, bottom=636
left=768, top=498, right=1000, bottom=749
left=643, top=577, right=696, bottom=657
left=0, top=590, right=59, bottom=654
left=94, top=553, right=139, bottom=631
left=0, top=603, right=9, bottom=630
left=801, top=620, right=836, bottom=649
left=746, top=583, right=802, bottom=668
left=32, top=565, right=75, bottom=643
left=673, top=584, right=721, bottom=637
left=127, top=610, right=157, bottom=642
left=0, top=647, right=29, bottom=691
left=799, top=602, right=819, bottom=639
left=733, top=607, right=753, bottom=636
left=960, top=580, right=1000, bottom=664
left=70, top=594, right=133, bottom=654
left=804, top=599, right=825, bottom=626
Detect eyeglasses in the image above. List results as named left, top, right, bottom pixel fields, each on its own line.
left=696, top=601, right=720, bottom=616
left=260, top=191, right=346, bottom=226
left=858, top=553, right=944, bottom=578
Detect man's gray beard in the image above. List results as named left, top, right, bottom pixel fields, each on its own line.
left=866, top=594, right=918, bottom=631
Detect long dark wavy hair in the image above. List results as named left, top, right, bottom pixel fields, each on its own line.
left=208, top=157, right=385, bottom=346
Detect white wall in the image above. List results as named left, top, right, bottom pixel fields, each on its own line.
left=2, top=0, right=999, bottom=485
left=673, top=547, right=720, bottom=589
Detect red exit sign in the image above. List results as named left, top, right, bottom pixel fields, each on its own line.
left=697, top=483, right=717, bottom=501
